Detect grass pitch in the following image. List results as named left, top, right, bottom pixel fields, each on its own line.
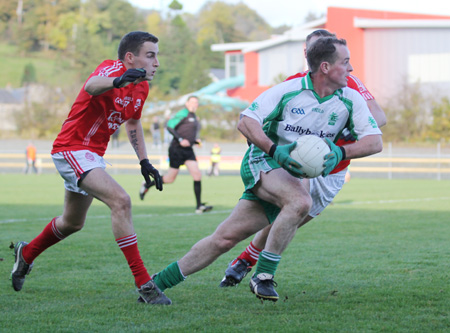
left=1, top=174, right=449, bottom=332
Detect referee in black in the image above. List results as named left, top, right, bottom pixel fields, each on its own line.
left=140, top=96, right=213, bottom=214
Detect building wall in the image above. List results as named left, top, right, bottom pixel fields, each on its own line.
left=325, top=7, right=450, bottom=85
left=364, top=28, right=450, bottom=105
left=258, top=41, right=305, bottom=86
left=220, top=7, right=450, bottom=104
left=0, top=104, right=21, bottom=131
left=227, top=51, right=268, bottom=101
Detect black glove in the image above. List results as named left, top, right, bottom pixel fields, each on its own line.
left=140, top=159, right=163, bottom=191
left=340, top=129, right=356, bottom=142
left=113, top=68, right=146, bottom=88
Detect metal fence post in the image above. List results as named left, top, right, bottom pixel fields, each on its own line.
left=388, top=142, right=392, bottom=180
left=437, top=142, right=441, bottom=181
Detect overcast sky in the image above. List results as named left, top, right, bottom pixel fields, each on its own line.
left=129, top=0, right=450, bottom=27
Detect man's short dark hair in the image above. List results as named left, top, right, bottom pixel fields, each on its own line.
left=306, top=37, right=347, bottom=74
left=187, top=95, right=198, bottom=102
left=117, top=31, right=159, bottom=60
left=306, top=29, right=336, bottom=43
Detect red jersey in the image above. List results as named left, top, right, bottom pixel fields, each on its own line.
left=284, top=72, right=374, bottom=174
left=52, top=60, right=149, bottom=156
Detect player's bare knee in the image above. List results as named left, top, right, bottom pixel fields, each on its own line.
left=285, top=196, right=312, bottom=221
left=66, top=223, right=84, bottom=233
left=212, top=234, right=239, bottom=253
left=217, top=239, right=237, bottom=253
left=59, top=216, right=85, bottom=234
left=162, top=176, right=174, bottom=184
left=111, top=192, right=132, bottom=214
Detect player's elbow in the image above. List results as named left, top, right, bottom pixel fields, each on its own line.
left=236, top=118, right=245, bottom=135
left=373, top=136, right=383, bottom=154
left=84, top=77, right=104, bottom=96
left=84, top=81, right=97, bottom=96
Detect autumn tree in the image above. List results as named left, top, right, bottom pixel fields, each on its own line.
left=425, top=97, right=450, bottom=142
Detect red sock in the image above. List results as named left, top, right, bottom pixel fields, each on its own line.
left=22, top=217, right=66, bottom=264
left=116, top=234, right=150, bottom=288
left=237, top=241, right=262, bottom=267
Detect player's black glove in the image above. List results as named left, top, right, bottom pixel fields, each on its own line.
left=113, top=68, right=146, bottom=88
left=340, top=129, right=356, bottom=142
left=140, top=159, right=163, bottom=191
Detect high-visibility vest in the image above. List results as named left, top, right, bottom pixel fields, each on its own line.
left=211, top=147, right=221, bottom=163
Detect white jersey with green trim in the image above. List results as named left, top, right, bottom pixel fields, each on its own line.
left=240, top=74, right=381, bottom=145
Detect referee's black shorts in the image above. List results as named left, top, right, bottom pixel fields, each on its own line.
left=168, top=145, right=197, bottom=169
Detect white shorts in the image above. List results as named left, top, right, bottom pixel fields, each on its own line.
left=52, top=150, right=106, bottom=196
left=308, top=169, right=347, bottom=217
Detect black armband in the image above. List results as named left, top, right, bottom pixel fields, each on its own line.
left=339, top=146, right=346, bottom=160
left=268, top=144, right=277, bottom=158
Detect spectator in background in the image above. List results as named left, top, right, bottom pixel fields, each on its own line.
left=163, top=111, right=173, bottom=146
left=24, top=142, right=38, bottom=174
left=208, top=143, right=221, bottom=176
left=151, top=116, right=161, bottom=148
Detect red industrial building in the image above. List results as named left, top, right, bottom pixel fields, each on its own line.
left=212, top=7, right=450, bottom=105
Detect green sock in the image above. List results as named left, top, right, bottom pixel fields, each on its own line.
left=152, top=261, right=186, bottom=291
left=254, top=250, right=281, bottom=276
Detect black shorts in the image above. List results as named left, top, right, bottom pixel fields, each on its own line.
left=168, top=145, right=197, bottom=169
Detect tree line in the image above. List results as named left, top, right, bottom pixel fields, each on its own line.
left=1, top=1, right=447, bottom=142
left=0, top=0, right=282, bottom=98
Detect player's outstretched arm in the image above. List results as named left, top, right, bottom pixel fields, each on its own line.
left=84, top=68, right=146, bottom=96
left=84, top=75, right=117, bottom=96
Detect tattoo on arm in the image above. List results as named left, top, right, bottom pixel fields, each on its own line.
left=129, top=129, right=139, bottom=155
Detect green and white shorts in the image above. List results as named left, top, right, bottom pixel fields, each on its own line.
left=240, top=148, right=346, bottom=223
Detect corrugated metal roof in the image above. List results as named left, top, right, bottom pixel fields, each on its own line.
left=354, top=18, right=450, bottom=28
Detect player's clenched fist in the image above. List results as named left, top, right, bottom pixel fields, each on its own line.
left=113, top=68, right=146, bottom=88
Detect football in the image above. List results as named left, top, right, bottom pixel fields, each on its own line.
left=290, top=135, right=331, bottom=178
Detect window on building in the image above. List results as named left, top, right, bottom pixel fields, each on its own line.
left=226, top=53, right=245, bottom=78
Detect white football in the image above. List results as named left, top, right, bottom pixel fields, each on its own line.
left=290, top=136, right=331, bottom=178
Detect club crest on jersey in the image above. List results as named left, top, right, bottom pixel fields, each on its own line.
left=85, top=152, right=95, bottom=162
left=249, top=102, right=259, bottom=111
left=369, top=116, right=378, bottom=128
left=328, top=112, right=338, bottom=126
left=291, top=108, right=305, bottom=115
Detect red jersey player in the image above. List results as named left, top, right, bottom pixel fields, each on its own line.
left=11, top=31, right=171, bottom=305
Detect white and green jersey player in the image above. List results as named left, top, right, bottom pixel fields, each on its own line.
left=240, top=72, right=381, bottom=194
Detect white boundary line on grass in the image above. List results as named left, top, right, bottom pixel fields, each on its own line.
left=0, top=209, right=232, bottom=224
left=1, top=197, right=449, bottom=224
left=333, top=196, right=450, bottom=206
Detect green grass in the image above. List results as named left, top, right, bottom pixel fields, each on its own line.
left=0, top=43, right=79, bottom=88
left=1, top=174, right=449, bottom=332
